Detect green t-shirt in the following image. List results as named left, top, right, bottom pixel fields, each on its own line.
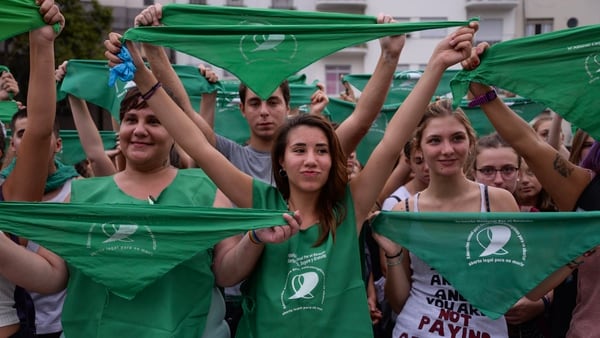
left=236, top=180, right=373, bottom=338
left=66, top=169, right=229, bottom=338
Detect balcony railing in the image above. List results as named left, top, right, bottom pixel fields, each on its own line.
left=315, top=0, right=367, bottom=14
left=465, top=0, right=519, bottom=10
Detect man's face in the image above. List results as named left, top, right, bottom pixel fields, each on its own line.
left=11, top=117, right=61, bottom=160
left=240, top=87, right=289, bottom=141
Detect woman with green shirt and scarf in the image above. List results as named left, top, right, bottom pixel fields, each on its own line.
left=105, top=20, right=478, bottom=337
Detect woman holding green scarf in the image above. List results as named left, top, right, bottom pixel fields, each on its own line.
left=105, top=21, right=478, bottom=337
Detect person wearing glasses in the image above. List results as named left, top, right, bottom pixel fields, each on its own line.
left=473, top=132, right=521, bottom=194
left=473, top=133, right=554, bottom=337
left=375, top=99, right=518, bottom=338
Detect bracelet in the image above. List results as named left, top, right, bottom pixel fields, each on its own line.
left=247, top=229, right=263, bottom=245
left=141, top=81, right=162, bottom=101
left=386, top=259, right=403, bottom=267
left=541, top=295, right=551, bottom=314
left=385, top=249, right=403, bottom=259
left=468, top=89, right=497, bottom=108
left=566, top=259, right=584, bottom=269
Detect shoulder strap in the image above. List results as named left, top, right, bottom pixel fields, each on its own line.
left=484, top=185, right=491, bottom=212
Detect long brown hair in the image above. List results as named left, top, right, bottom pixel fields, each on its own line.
left=272, top=114, right=347, bottom=246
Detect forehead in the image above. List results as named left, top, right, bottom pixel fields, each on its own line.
left=123, top=106, right=157, bottom=118
left=422, top=115, right=467, bottom=136
left=477, top=147, right=519, bottom=165
left=13, top=116, right=27, bottom=131
left=245, top=87, right=285, bottom=102
left=287, top=125, right=328, bottom=144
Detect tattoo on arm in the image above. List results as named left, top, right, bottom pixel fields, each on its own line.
left=553, top=154, right=574, bottom=178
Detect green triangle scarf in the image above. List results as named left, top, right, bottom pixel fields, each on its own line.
left=0, top=159, right=79, bottom=193
left=450, top=23, right=600, bottom=138
left=0, top=202, right=288, bottom=299
left=122, top=4, right=475, bottom=99
left=371, top=211, right=600, bottom=320
left=0, top=0, right=61, bottom=41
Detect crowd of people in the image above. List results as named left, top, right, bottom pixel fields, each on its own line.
left=0, top=1, right=597, bottom=338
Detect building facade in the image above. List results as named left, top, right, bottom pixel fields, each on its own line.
left=97, top=0, right=599, bottom=95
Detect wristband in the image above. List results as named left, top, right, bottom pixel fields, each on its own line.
left=468, top=89, right=497, bottom=108
left=385, top=248, right=403, bottom=259
left=248, top=229, right=263, bottom=245
left=141, top=81, right=162, bottom=101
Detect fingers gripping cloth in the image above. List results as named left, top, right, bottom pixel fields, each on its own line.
left=108, top=45, right=137, bottom=87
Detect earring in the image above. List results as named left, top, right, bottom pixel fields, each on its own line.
left=278, top=168, right=287, bottom=178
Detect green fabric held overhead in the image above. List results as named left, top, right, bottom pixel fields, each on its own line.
left=58, top=130, right=117, bottom=165
left=0, top=0, right=46, bottom=41
left=326, top=95, right=544, bottom=163
left=0, top=202, right=289, bottom=299
left=57, top=59, right=222, bottom=121
left=123, top=4, right=475, bottom=99
left=343, top=70, right=460, bottom=105
left=0, top=101, right=18, bottom=123
left=371, top=211, right=600, bottom=320
left=451, top=23, right=600, bottom=140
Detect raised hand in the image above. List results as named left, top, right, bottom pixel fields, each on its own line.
left=0, top=72, right=20, bottom=101
left=55, top=61, right=68, bottom=83
left=309, top=83, right=329, bottom=116
left=377, top=13, right=406, bottom=59
left=32, top=0, right=65, bottom=42
left=429, top=21, right=479, bottom=70
left=134, top=3, right=163, bottom=27
left=198, top=64, right=219, bottom=83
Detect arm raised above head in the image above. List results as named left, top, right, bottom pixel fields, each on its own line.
left=350, top=23, right=479, bottom=226
left=105, top=34, right=254, bottom=208
left=4, top=0, right=65, bottom=201
left=463, top=43, right=591, bottom=210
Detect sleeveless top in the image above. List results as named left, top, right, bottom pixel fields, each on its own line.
left=26, top=179, right=72, bottom=334
left=567, top=174, right=600, bottom=338
left=66, top=169, right=229, bottom=338
left=0, top=236, right=18, bottom=327
left=236, top=180, right=373, bottom=338
left=394, top=184, right=508, bottom=338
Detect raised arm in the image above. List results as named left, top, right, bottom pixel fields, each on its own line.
left=335, top=14, right=405, bottom=156
left=105, top=34, right=254, bottom=208
left=350, top=24, right=478, bottom=225
left=134, top=4, right=218, bottom=147
left=55, top=61, right=118, bottom=177
left=3, top=0, right=65, bottom=201
left=197, top=64, right=219, bottom=128
left=464, top=43, right=591, bottom=211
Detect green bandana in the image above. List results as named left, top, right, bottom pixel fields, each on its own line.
left=122, top=4, right=475, bottom=99
left=0, top=159, right=79, bottom=193
left=0, top=202, right=288, bottom=299
left=57, top=59, right=222, bottom=121
left=58, top=130, right=117, bottom=165
left=327, top=95, right=545, bottom=163
left=0, top=0, right=61, bottom=41
left=0, top=100, right=18, bottom=123
left=372, top=211, right=600, bottom=319
left=451, top=24, right=600, bottom=137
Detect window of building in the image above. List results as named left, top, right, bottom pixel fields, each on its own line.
left=325, top=65, right=351, bottom=96
left=525, top=19, right=553, bottom=36
left=271, top=0, right=294, bottom=9
left=189, top=0, right=207, bottom=4
left=476, top=18, right=503, bottom=45
left=143, top=0, right=153, bottom=6
left=419, top=17, right=448, bottom=38
left=227, top=0, right=244, bottom=6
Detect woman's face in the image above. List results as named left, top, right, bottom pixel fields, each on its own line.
left=474, top=147, right=520, bottom=194
left=517, top=161, right=542, bottom=203
left=580, top=135, right=595, bottom=164
left=419, top=115, right=470, bottom=177
left=119, top=106, right=174, bottom=168
left=279, top=125, right=332, bottom=195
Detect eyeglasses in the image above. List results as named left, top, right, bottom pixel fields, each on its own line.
left=475, top=166, right=519, bottom=179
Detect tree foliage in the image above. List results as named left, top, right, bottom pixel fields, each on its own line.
left=0, top=0, right=113, bottom=101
